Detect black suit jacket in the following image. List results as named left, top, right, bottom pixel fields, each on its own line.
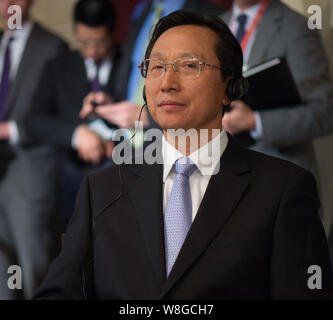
left=25, top=50, right=121, bottom=149
left=35, top=138, right=333, bottom=299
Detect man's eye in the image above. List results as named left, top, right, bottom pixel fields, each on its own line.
left=151, top=65, right=164, bottom=70
left=183, top=62, right=198, bottom=69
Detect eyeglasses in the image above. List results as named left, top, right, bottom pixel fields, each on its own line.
left=77, top=38, right=110, bottom=49
left=138, top=57, right=222, bottom=79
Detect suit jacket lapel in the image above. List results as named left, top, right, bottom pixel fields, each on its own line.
left=159, top=138, right=251, bottom=298
left=247, top=0, right=282, bottom=67
left=128, top=162, right=167, bottom=290
left=70, top=52, right=91, bottom=97
left=4, top=23, right=42, bottom=118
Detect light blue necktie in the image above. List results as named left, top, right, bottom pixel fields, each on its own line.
left=164, top=157, right=197, bottom=277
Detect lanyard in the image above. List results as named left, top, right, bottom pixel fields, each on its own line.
left=240, top=0, right=271, bottom=52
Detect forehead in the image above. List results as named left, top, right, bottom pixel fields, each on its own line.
left=75, top=23, right=110, bottom=38
left=150, top=25, right=219, bottom=61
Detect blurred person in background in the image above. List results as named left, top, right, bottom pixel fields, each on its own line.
left=109, top=0, right=233, bottom=45
left=25, top=0, right=118, bottom=227
left=221, top=0, right=333, bottom=175
left=0, top=0, right=68, bottom=299
left=221, top=1, right=333, bottom=268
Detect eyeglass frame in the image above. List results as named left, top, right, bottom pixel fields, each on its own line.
left=138, top=57, right=223, bottom=79
left=76, top=38, right=110, bottom=49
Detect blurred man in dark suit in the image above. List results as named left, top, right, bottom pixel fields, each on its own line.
left=221, top=0, right=333, bottom=174
left=0, top=0, right=68, bottom=299
left=25, top=0, right=117, bottom=225
left=221, top=0, right=333, bottom=268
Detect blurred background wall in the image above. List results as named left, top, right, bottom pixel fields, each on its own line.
left=1, top=0, right=333, bottom=231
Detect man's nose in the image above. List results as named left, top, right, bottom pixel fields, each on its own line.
left=160, top=64, right=180, bottom=92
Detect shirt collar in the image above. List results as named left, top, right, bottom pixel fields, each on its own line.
left=84, top=57, right=112, bottom=80
left=4, top=20, right=33, bottom=42
left=162, top=127, right=229, bottom=182
left=232, top=2, right=261, bottom=22
left=84, top=56, right=112, bottom=68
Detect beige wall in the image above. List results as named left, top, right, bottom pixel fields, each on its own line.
left=0, top=0, right=77, bottom=45
left=2, top=0, right=333, bottom=230
left=30, top=0, right=77, bottom=47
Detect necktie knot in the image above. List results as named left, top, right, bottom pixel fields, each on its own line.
left=91, top=61, right=102, bottom=92
left=174, top=157, right=197, bottom=177
left=236, top=13, right=248, bottom=43
left=237, top=13, right=248, bottom=27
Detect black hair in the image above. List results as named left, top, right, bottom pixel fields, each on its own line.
left=74, top=0, right=116, bottom=33
left=145, top=10, right=248, bottom=101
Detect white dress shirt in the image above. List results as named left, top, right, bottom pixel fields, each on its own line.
left=0, top=21, right=33, bottom=144
left=229, top=3, right=264, bottom=140
left=162, top=127, right=229, bottom=222
left=84, top=57, right=112, bottom=86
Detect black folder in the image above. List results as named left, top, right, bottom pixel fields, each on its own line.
left=232, top=57, right=302, bottom=147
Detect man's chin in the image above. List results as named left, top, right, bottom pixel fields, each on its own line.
left=161, top=125, right=189, bottom=132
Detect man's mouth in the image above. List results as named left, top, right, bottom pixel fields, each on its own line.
left=158, top=100, right=186, bottom=108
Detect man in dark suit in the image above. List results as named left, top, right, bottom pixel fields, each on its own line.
left=220, top=0, right=333, bottom=174
left=221, top=0, right=333, bottom=269
left=0, top=0, right=68, bottom=299
left=35, top=11, right=333, bottom=299
left=25, top=0, right=117, bottom=222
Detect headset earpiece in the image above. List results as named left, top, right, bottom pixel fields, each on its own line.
left=143, top=85, right=147, bottom=104
left=130, top=86, right=147, bottom=141
left=225, top=76, right=249, bottom=101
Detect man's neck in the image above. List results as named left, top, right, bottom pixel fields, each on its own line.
left=234, top=0, right=264, bottom=11
left=163, top=128, right=222, bottom=156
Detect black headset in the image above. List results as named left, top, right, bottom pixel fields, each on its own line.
left=225, top=76, right=249, bottom=102
left=143, top=85, right=147, bottom=104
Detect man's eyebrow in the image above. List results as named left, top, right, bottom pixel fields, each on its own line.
left=149, top=52, right=164, bottom=59
left=178, top=52, right=205, bottom=60
left=149, top=52, right=206, bottom=60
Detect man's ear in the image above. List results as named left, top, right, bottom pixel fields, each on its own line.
left=222, top=94, right=231, bottom=107
left=221, top=93, right=231, bottom=118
